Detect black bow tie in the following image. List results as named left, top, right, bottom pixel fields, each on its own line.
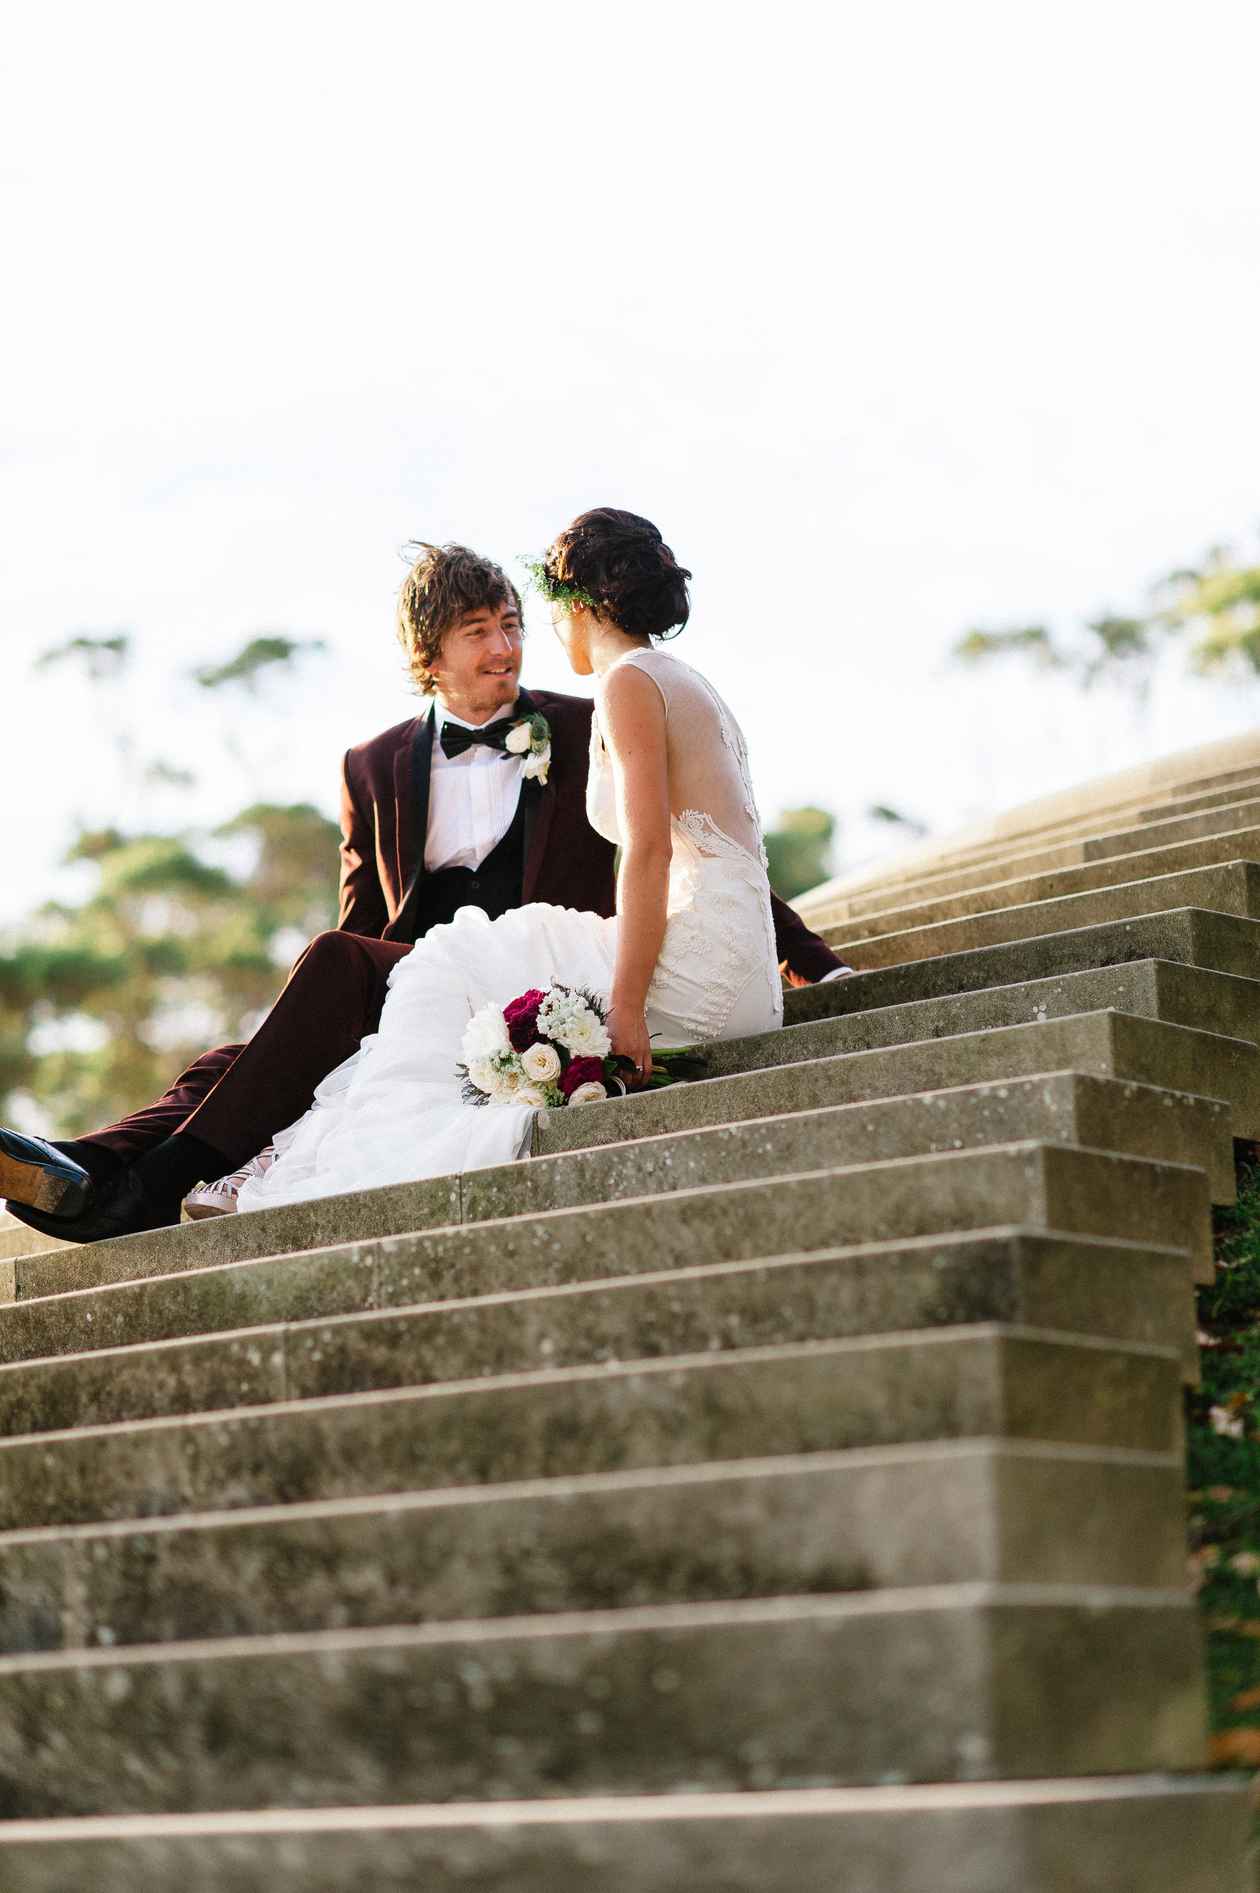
left=439, top=717, right=515, bottom=760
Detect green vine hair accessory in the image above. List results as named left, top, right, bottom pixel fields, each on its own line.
left=518, top=554, right=600, bottom=615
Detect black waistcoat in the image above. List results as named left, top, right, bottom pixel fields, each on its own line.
left=410, top=789, right=529, bottom=939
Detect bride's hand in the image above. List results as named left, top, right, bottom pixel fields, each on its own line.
left=608, top=1003, right=652, bottom=1087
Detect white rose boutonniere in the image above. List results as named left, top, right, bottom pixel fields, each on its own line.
left=508, top=712, right=551, bottom=786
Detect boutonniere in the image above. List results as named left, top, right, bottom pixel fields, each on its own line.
left=505, top=712, right=552, bottom=784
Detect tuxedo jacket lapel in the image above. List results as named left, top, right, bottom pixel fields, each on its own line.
left=516, top=687, right=557, bottom=900
left=390, top=709, right=434, bottom=942
left=393, top=692, right=556, bottom=931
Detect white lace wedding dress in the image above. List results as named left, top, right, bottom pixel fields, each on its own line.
left=237, top=648, right=783, bottom=1211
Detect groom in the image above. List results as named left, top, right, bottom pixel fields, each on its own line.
left=0, top=542, right=852, bottom=1245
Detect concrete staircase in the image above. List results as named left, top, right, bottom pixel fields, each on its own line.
left=2, top=735, right=1259, bottom=1886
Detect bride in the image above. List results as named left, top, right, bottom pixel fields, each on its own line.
left=238, top=507, right=783, bottom=1211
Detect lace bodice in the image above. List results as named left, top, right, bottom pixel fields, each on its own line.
left=586, top=647, right=769, bottom=870
left=585, top=646, right=781, bottom=1040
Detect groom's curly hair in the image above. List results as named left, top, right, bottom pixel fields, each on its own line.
left=397, top=542, right=523, bottom=695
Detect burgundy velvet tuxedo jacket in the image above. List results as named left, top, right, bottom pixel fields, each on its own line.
left=337, top=688, right=843, bottom=980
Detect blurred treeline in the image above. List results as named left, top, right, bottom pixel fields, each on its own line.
left=0, top=636, right=340, bottom=1136
left=953, top=537, right=1260, bottom=700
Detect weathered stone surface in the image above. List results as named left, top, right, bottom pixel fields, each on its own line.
left=0, top=1141, right=1210, bottom=1368
left=0, top=1230, right=1198, bottom=1435
left=824, top=859, right=1260, bottom=966
left=536, top=1070, right=1234, bottom=1209
left=826, top=795, right=1260, bottom=921
left=534, top=1011, right=1247, bottom=1159
left=3, top=1174, right=462, bottom=1301
left=782, top=908, right=1260, bottom=1025
left=824, top=795, right=1260, bottom=919
left=0, top=1779, right=1246, bottom=1893
left=795, top=729, right=1260, bottom=919
left=692, top=1009, right=1260, bottom=1146
left=0, top=1329, right=1183, bottom=1531
left=0, top=1217, right=67, bottom=1266
left=0, top=1443, right=1186, bottom=1654
left=0, top=1589, right=1208, bottom=1815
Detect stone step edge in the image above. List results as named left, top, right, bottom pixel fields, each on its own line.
left=0, top=1774, right=1244, bottom=1843
left=0, top=1436, right=1182, bottom=1553
left=0, top=1323, right=1182, bottom=1462
left=799, top=765, right=1260, bottom=908
left=831, top=791, right=1260, bottom=910
left=2, top=1135, right=1210, bottom=1315
left=829, top=858, right=1260, bottom=952
left=531, top=1066, right=1232, bottom=1165
left=0, top=1582, right=1199, bottom=1683
left=831, top=849, right=1260, bottom=952
left=805, top=772, right=1260, bottom=901
left=786, top=909, right=1260, bottom=1007
left=0, top=1224, right=1196, bottom=1392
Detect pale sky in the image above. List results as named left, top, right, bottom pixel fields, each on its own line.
left=3, top=0, right=1260, bottom=924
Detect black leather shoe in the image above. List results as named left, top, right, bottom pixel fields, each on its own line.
left=4, top=1167, right=179, bottom=1246
left=0, top=1129, right=93, bottom=1219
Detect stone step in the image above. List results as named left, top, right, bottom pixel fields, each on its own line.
left=0, top=1140, right=1213, bottom=1354
left=1138, top=773, right=1260, bottom=821
left=0, top=1586, right=1207, bottom=1814
left=0, top=1778, right=1245, bottom=1893
left=831, top=794, right=1260, bottom=919
left=824, top=858, right=1260, bottom=969
left=794, top=764, right=1260, bottom=913
left=786, top=906, right=1260, bottom=1026
left=0, top=1441, right=1188, bottom=1655
left=526, top=1070, right=1233, bottom=1211
left=0, top=1215, right=68, bottom=1264
left=0, top=1231, right=1197, bottom=1436
left=814, top=822, right=1260, bottom=940
left=531, top=1011, right=1249, bottom=1167
left=701, top=960, right=1260, bottom=1131
left=0, top=1328, right=1185, bottom=1532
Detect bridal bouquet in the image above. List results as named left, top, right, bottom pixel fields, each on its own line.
left=459, top=984, right=703, bottom=1108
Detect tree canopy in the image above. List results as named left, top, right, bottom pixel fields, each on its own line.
left=1, top=637, right=338, bottom=1136
left=952, top=538, right=1260, bottom=700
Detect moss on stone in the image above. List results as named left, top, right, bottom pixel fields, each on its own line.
left=1187, top=1154, right=1260, bottom=1764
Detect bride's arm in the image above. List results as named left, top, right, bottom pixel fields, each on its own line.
left=600, top=662, right=671, bottom=1081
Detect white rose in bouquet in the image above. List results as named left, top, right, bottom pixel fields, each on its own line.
left=521, top=1041, right=562, bottom=1084
left=518, top=1084, right=550, bottom=1107
left=564, top=1013, right=612, bottom=1058
left=567, top=1080, right=608, bottom=1106
left=466, top=1057, right=499, bottom=1096
left=463, top=1001, right=510, bottom=1062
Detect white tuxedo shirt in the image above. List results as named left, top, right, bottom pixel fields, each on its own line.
left=424, top=699, right=527, bottom=873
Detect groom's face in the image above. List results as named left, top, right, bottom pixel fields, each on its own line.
left=429, top=599, right=524, bottom=721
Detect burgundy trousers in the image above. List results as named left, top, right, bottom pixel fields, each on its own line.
left=76, top=932, right=411, bottom=1179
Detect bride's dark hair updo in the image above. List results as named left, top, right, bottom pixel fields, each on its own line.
left=546, top=508, right=692, bottom=640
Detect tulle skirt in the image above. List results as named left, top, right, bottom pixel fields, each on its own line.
left=238, top=895, right=780, bottom=1212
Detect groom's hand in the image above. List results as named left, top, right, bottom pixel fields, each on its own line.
left=780, top=960, right=857, bottom=988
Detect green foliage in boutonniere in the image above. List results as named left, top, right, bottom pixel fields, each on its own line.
left=506, top=711, right=552, bottom=784
left=519, top=555, right=600, bottom=616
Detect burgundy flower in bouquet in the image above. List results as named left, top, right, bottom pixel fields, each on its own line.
left=504, top=988, right=547, bottom=1052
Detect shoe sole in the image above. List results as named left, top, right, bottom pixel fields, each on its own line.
left=0, top=1148, right=92, bottom=1218
left=182, top=1198, right=234, bottom=1220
